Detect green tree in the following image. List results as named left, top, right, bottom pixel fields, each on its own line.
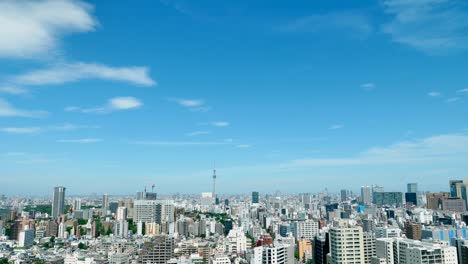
left=0, top=258, right=8, bottom=264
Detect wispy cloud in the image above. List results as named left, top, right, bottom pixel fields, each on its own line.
left=428, top=91, right=441, bottom=97
left=0, top=127, right=41, bottom=134
left=329, top=124, right=344, bottom=130
left=57, top=138, right=101, bottom=143
left=168, top=98, right=210, bottom=112
left=14, top=62, right=156, bottom=87
left=360, top=83, right=376, bottom=91
left=280, top=11, right=373, bottom=37
left=446, top=97, right=461, bottom=103
left=0, top=0, right=96, bottom=59
left=186, top=131, right=211, bottom=137
left=458, top=88, right=468, bottom=93
left=132, top=141, right=230, bottom=146
left=0, top=123, right=98, bottom=134
left=212, top=121, right=230, bottom=127
left=236, top=144, right=251, bottom=148
left=0, top=98, right=48, bottom=118
left=0, top=86, right=28, bottom=95
left=65, top=96, right=143, bottom=114
left=292, top=133, right=468, bottom=167
left=382, top=0, right=468, bottom=54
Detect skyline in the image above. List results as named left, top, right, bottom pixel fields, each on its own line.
left=1, top=0, right=468, bottom=195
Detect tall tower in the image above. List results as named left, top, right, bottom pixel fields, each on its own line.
left=52, top=186, right=66, bottom=219
left=212, top=167, right=217, bottom=200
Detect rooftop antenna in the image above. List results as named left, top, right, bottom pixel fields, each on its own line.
left=152, top=184, right=155, bottom=192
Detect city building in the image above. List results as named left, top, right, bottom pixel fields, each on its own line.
left=52, top=186, right=66, bottom=218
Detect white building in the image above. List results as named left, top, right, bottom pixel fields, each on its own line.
left=133, top=200, right=175, bottom=224
left=116, top=207, right=127, bottom=221
left=225, top=228, right=247, bottom=254
left=295, top=220, right=319, bottom=240
left=251, top=243, right=294, bottom=264
left=18, top=229, right=34, bottom=247
left=329, top=223, right=364, bottom=264
left=212, top=255, right=231, bottom=264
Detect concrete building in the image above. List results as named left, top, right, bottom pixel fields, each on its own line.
left=52, top=186, right=66, bottom=218
left=329, top=223, right=365, bottom=264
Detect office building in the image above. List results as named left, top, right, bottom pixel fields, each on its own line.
left=252, top=191, right=259, bottom=204
left=329, top=222, right=365, bottom=264
left=373, top=192, right=403, bottom=207
left=52, top=186, right=66, bottom=219
left=102, top=194, right=109, bottom=215
left=251, top=243, right=294, bottom=264
left=407, top=183, right=418, bottom=193
left=134, top=200, right=175, bottom=224
left=138, top=235, right=175, bottom=264
left=426, top=192, right=449, bottom=210
left=442, top=197, right=466, bottom=212
left=116, top=207, right=127, bottom=221
left=18, top=228, right=34, bottom=247
left=314, top=234, right=329, bottom=264
left=405, top=192, right=418, bottom=206
left=404, top=222, right=422, bottom=240
left=361, top=186, right=372, bottom=205
left=363, top=232, right=376, bottom=264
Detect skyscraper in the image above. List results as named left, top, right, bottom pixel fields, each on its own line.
left=252, top=191, right=259, bottom=204
left=361, top=186, right=372, bottom=205
left=52, top=186, right=66, bottom=219
left=329, top=222, right=365, bottom=264
left=407, top=183, right=418, bottom=193
left=102, top=193, right=109, bottom=215
left=449, top=180, right=468, bottom=210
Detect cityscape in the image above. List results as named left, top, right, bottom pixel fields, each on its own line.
left=1, top=178, right=468, bottom=264
left=1, top=0, right=468, bottom=264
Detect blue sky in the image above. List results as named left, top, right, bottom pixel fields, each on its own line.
left=1, top=0, right=468, bottom=195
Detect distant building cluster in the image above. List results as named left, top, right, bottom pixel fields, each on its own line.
left=1, top=179, right=468, bottom=264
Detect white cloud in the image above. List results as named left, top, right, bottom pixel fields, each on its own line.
left=109, top=97, right=143, bottom=110
left=14, top=62, right=156, bottom=87
left=382, top=0, right=468, bottom=54
left=236, top=144, right=251, bottom=148
left=0, top=123, right=97, bottom=134
left=458, top=88, right=468, bottom=93
left=212, top=121, right=230, bottom=127
left=0, top=86, right=28, bottom=95
left=280, top=12, right=372, bottom=37
left=133, top=141, right=230, bottom=146
left=292, top=133, right=468, bottom=167
left=0, top=0, right=96, bottom=58
left=168, top=98, right=210, bottom=112
left=0, top=98, right=48, bottom=118
left=186, top=131, right=211, bottom=137
left=0, top=127, right=41, bottom=134
left=360, top=83, right=376, bottom=91
left=446, top=97, right=460, bottom=103
left=428, top=91, right=441, bottom=97
left=57, top=138, right=101, bottom=143
left=66, top=96, right=143, bottom=114
left=329, top=124, right=344, bottom=130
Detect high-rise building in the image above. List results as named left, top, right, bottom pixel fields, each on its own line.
left=294, top=220, right=319, bottom=240
left=116, top=207, right=127, bottom=221
left=372, top=192, right=403, bottom=207
left=450, top=180, right=468, bottom=210
left=426, top=192, right=449, bottom=210
left=18, top=228, right=34, bottom=247
left=251, top=242, right=294, bottom=264
left=404, top=222, right=422, bottom=240
left=138, top=235, right=175, bottom=264
left=405, top=192, right=418, bottom=206
left=314, top=234, right=329, bottom=264
left=102, top=193, right=109, bottom=215
left=133, top=200, right=175, bottom=224
left=341, top=189, right=349, bottom=201
left=329, top=222, right=365, bottom=264
left=297, top=239, right=312, bottom=262
left=363, top=232, right=376, bottom=264
left=361, top=186, right=372, bottom=205
left=52, top=186, right=66, bottom=219
left=252, top=191, right=259, bottom=204
left=73, top=198, right=82, bottom=211
left=407, top=183, right=418, bottom=193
